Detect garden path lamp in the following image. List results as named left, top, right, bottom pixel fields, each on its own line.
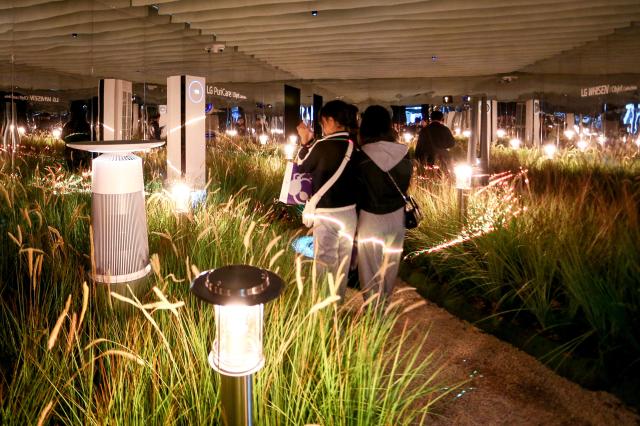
left=284, top=135, right=297, bottom=160
left=454, top=163, right=473, bottom=223
left=191, top=265, right=284, bottom=426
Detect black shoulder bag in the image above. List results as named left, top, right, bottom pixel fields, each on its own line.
left=384, top=170, right=422, bottom=229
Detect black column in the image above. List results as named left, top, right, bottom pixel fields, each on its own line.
left=313, top=94, right=323, bottom=138
left=284, top=84, right=301, bottom=140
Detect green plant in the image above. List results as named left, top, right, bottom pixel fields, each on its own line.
left=0, top=138, right=447, bottom=425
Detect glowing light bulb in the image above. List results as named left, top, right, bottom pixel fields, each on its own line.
left=462, top=130, right=471, bottom=138
left=509, top=138, right=521, bottom=149
left=170, top=182, right=191, bottom=213
left=284, top=143, right=296, bottom=160
left=577, top=139, right=588, bottom=151
left=543, top=143, right=557, bottom=159
left=52, top=128, right=62, bottom=139
left=17, top=126, right=25, bottom=136
left=259, top=134, right=269, bottom=145
left=211, top=304, right=263, bottom=375
left=402, top=132, right=413, bottom=143
left=226, top=129, right=238, bottom=137
left=563, top=129, right=575, bottom=140
left=453, top=163, right=473, bottom=190
left=496, top=129, right=506, bottom=138
left=454, top=127, right=461, bottom=136
left=288, top=134, right=298, bottom=144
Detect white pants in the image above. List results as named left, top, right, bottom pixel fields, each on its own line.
left=312, top=206, right=357, bottom=298
left=357, top=207, right=405, bottom=302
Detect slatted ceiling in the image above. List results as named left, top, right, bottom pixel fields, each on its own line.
left=0, top=0, right=133, bottom=24
left=0, top=1, right=638, bottom=103
left=524, top=23, right=640, bottom=75
left=177, top=1, right=640, bottom=28
left=0, top=17, right=173, bottom=41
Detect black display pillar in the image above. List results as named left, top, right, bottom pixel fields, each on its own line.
left=284, top=84, right=301, bottom=141
left=421, top=104, right=430, bottom=121
left=313, top=94, right=323, bottom=138
left=391, top=105, right=406, bottom=124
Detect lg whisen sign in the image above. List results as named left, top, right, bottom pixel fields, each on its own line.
left=206, top=85, right=247, bottom=100
left=4, top=93, right=60, bottom=103
left=581, top=84, right=638, bottom=97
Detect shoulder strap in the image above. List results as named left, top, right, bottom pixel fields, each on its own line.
left=308, top=140, right=354, bottom=206
left=384, top=170, right=409, bottom=204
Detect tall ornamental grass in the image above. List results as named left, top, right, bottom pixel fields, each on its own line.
left=404, top=145, right=639, bottom=393
left=0, top=138, right=446, bottom=425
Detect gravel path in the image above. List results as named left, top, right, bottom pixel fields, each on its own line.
left=345, top=283, right=639, bottom=425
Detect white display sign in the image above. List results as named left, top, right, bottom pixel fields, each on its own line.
left=206, top=85, right=247, bottom=100
left=581, top=84, right=637, bottom=97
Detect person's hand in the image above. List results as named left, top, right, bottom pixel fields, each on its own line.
left=297, top=121, right=314, bottom=145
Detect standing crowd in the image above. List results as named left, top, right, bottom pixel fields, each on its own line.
left=293, top=100, right=455, bottom=305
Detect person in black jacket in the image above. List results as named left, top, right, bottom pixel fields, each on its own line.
left=296, top=100, right=358, bottom=298
left=415, top=110, right=455, bottom=173
left=354, top=105, right=412, bottom=302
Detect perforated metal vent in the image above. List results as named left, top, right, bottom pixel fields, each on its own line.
left=92, top=191, right=150, bottom=283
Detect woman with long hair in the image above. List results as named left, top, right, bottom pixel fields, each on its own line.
left=354, top=105, right=412, bottom=302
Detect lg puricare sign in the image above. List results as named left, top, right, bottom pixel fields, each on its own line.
left=206, top=85, right=247, bottom=100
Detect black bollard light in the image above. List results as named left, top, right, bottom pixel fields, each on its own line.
left=454, top=163, right=473, bottom=223
left=190, top=265, right=284, bottom=426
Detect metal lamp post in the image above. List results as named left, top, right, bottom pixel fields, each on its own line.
left=453, top=163, right=473, bottom=223
left=190, top=265, right=284, bottom=426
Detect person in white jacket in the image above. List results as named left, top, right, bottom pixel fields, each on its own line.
left=353, top=105, right=412, bottom=303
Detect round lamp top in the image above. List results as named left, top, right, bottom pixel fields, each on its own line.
left=191, top=265, right=284, bottom=306
left=66, top=140, right=165, bottom=153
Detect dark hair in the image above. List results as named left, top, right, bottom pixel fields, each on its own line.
left=319, top=100, right=352, bottom=128
left=359, top=105, right=396, bottom=145
left=430, top=110, right=444, bottom=121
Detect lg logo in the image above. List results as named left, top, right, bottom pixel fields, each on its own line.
left=188, top=80, right=205, bottom=104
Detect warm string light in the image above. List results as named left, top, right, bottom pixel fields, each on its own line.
left=496, top=129, right=506, bottom=138
left=509, top=138, right=521, bottom=149
left=406, top=169, right=527, bottom=259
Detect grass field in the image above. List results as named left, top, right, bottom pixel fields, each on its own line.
left=0, top=137, right=444, bottom=425
left=403, top=142, right=640, bottom=406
